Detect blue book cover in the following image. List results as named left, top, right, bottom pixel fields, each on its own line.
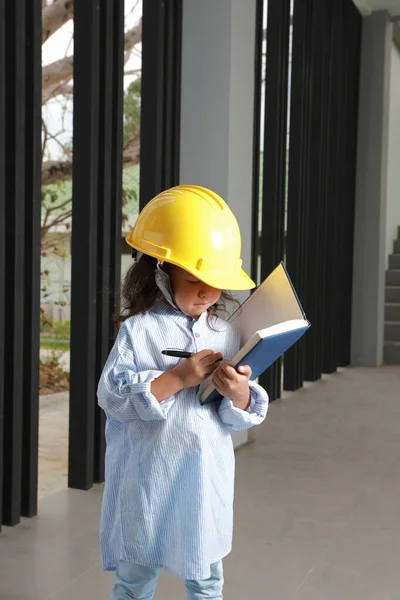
left=200, top=263, right=310, bottom=405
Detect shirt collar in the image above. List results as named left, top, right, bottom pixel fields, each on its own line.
left=151, top=299, right=208, bottom=325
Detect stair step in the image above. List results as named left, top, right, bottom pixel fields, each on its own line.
left=384, top=341, right=400, bottom=365
left=385, top=287, right=400, bottom=303
left=385, top=304, right=400, bottom=321
left=389, top=254, right=400, bottom=269
left=386, top=270, right=400, bottom=286
left=384, top=321, right=400, bottom=342
left=394, top=239, right=400, bottom=254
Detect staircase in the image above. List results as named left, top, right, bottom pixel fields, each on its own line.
left=384, top=226, right=400, bottom=364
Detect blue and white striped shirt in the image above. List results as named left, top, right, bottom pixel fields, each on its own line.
left=97, top=300, right=269, bottom=580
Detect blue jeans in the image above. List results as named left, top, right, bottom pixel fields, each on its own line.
left=110, top=560, right=224, bottom=599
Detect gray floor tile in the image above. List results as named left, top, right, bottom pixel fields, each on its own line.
left=0, top=366, right=399, bottom=600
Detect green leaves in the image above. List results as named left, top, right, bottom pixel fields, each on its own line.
left=123, top=77, right=141, bottom=146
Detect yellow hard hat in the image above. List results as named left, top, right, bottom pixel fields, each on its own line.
left=125, top=185, right=255, bottom=290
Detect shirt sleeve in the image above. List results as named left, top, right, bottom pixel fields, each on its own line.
left=217, top=380, right=269, bottom=431
left=97, top=321, right=175, bottom=422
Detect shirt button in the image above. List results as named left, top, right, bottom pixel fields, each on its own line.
left=195, top=332, right=200, bottom=338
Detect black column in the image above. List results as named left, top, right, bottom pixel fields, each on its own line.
left=2, top=0, right=42, bottom=526
left=21, top=0, right=42, bottom=518
left=250, top=0, right=264, bottom=287
left=3, top=0, right=26, bottom=527
left=94, top=0, right=124, bottom=484
left=69, top=0, right=101, bottom=490
left=284, top=0, right=361, bottom=390
left=140, top=0, right=182, bottom=208
left=302, top=0, right=331, bottom=382
left=69, top=0, right=124, bottom=490
left=321, top=0, right=344, bottom=375
left=283, top=0, right=312, bottom=391
left=0, top=0, right=5, bottom=531
left=321, top=0, right=361, bottom=373
left=333, top=0, right=361, bottom=369
left=258, top=0, right=291, bottom=401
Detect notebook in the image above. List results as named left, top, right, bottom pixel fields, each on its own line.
left=200, top=263, right=310, bottom=404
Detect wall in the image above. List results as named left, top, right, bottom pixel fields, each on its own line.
left=227, top=0, right=257, bottom=302
left=180, top=0, right=257, bottom=447
left=351, top=12, right=392, bottom=366
left=386, top=42, right=400, bottom=261
left=180, top=0, right=256, bottom=306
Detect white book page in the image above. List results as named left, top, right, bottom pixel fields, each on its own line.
left=229, top=263, right=305, bottom=344
left=258, top=319, right=309, bottom=338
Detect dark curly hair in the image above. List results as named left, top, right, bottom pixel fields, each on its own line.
left=115, top=254, right=239, bottom=327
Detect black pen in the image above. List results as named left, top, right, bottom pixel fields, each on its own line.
left=162, top=349, right=223, bottom=360
left=162, top=349, right=193, bottom=358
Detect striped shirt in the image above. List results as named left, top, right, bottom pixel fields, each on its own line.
left=97, top=300, right=269, bottom=580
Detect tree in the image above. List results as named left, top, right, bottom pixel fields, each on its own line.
left=40, top=0, right=141, bottom=320
left=41, top=0, right=143, bottom=186
left=124, top=78, right=141, bottom=146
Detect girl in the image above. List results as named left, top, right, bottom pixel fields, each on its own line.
left=98, top=185, right=269, bottom=599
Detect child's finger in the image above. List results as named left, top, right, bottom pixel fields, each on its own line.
left=219, top=364, right=236, bottom=379
left=213, top=371, right=234, bottom=392
left=202, top=352, right=222, bottom=366
left=206, top=363, right=220, bottom=377
left=212, top=371, right=220, bottom=385
left=237, top=365, right=252, bottom=379
left=212, top=370, right=225, bottom=387
left=195, top=349, right=217, bottom=362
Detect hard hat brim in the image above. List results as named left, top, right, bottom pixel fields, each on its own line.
left=126, top=235, right=256, bottom=291
left=188, top=267, right=256, bottom=291
left=168, top=260, right=256, bottom=291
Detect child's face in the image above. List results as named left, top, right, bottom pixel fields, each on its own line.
left=168, top=265, right=222, bottom=319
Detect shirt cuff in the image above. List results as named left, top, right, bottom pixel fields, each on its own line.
left=218, top=382, right=268, bottom=431
left=127, top=372, right=175, bottom=421
left=247, top=380, right=269, bottom=419
left=246, top=394, right=257, bottom=414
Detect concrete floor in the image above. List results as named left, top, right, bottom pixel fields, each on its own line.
left=1, top=366, right=400, bottom=600
left=38, top=392, right=69, bottom=498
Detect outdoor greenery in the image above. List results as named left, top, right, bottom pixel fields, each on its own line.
left=40, top=319, right=70, bottom=349
left=39, top=320, right=70, bottom=393
left=123, top=78, right=141, bottom=146
left=39, top=3, right=142, bottom=393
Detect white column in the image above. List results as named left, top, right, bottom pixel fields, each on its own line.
left=386, top=41, right=400, bottom=263
left=180, top=0, right=257, bottom=446
left=351, top=11, right=393, bottom=366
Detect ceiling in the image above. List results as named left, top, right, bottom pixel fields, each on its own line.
left=352, top=0, right=400, bottom=17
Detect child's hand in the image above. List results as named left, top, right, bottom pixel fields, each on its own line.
left=173, top=349, right=222, bottom=389
left=212, top=364, right=252, bottom=410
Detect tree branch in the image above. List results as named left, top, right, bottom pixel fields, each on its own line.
left=41, top=208, right=72, bottom=239
left=42, top=118, right=49, bottom=163
left=43, top=82, right=74, bottom=104
left=42, top=204, right=50, bottom=233
left=43, top=197, right=73, bottom=214
left=42, top=55, right=73, bottom=91
left=42, top=0, right=74, bottom=44
left=125, top=18, right=142, bottom=52
left=42, top=19, right=142, bottom=95
left=45, top=209, right=72, bottom=230
left=44, top=128, right=73, bottom=159
left=124, top=69, right=141, bottom=77
left=42, top=160, right=74, bottom=185
left=42, top=129, right=141, bottom=185
left=123, top=127, right=140, bottom=164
